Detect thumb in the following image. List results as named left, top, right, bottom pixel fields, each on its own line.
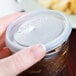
left=0, top=44, right=46, bottom=76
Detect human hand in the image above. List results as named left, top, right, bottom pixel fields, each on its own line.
left=0, top=13, right=46, bottom=76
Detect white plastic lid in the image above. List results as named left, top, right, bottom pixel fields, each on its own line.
left=6, top=9, right=72, bottom=52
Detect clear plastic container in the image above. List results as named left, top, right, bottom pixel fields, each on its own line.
left=22, top=40, right=69, bottom=76
left=6, top=9, right=72, bottom=76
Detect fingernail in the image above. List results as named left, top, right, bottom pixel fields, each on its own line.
left=31, top=44, right=46, bottom=61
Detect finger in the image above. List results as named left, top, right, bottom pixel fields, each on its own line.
left=0, top=12, right=24, bottom=49
left=0, top=33, right=5, bottom=50
left=0, top=47, right=11, bottom=59
left=0, top=44, right=46, bottom=76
